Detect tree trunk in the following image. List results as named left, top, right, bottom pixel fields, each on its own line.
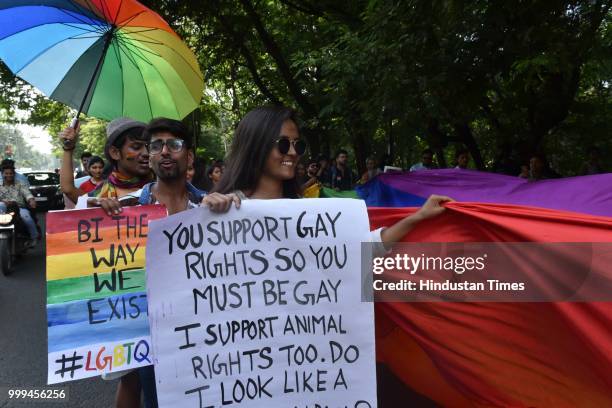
left=352, top=127, right=370, bottom=176
left=426, top=119, right=447, bottom=168
left=215, top=12, right=281, bottom=106
left=239, top=0, right=317, bottom=118
left=302, top=127, right=321, bottom=159
left=183, top=109, right=201, bottom=151
left=454, top=122, right=484, bottom=170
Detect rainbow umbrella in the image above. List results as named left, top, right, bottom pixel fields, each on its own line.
left=0, top=0, right=203, bottom=122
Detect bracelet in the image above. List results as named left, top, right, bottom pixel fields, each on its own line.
left=62, top=139, right=76, bottom=151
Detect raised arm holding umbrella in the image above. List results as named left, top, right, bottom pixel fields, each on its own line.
left=0, top=0, right=203, bottom=126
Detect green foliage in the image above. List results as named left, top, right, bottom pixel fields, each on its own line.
left=78, top=118, right=107, bottom=157
left=1, top=0, right=610, bottom=175
left=142, top=0, right=611, bottom=173
left=1, top=61, right=71, bottom=134
left=0, top=123, right=56, bottom=170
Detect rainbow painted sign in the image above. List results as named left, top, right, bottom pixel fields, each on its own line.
left=46, top=205, right=166, bottom=384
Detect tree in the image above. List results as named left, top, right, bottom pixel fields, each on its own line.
left=0, top=123, right=57, bottom=170
left=1, top=0, right=610, bottom=175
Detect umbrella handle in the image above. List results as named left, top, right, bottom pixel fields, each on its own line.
left=62, top=117, right=80, bottom=150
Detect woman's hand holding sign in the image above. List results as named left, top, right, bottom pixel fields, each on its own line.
left=201, top=192, right=241, bottom=212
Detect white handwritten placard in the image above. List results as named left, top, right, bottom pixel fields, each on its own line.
left=146, top=199, right=377, bottom=407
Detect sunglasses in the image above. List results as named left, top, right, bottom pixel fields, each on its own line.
left=148, top=138, right=185, bottom=155
left=275, top=137, right=307, bottom=156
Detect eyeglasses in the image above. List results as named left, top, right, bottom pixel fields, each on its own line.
left=148, top=138, right=185, bottom=155
left=275, top=138, right=306, bottom=156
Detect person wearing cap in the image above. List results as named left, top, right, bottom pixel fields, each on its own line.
left=60, top=118, right=239, bottom=407
left=59, top=117, right=154, bottom=211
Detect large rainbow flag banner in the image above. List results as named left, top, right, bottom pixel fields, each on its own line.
left=46, top=205, right=166, bottom=384
left=360, top=169, right=612, bottom=406
left=370, top=204, right=612, bottom=406
left=357, top=169, right=612, bottom=217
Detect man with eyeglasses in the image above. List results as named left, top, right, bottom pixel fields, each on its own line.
left=137, top=118, right=239, bottom=214
left=115, top=118, right=239, bottom=408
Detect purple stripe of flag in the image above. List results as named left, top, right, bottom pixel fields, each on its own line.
left=357, top=169, right=612, bottom=217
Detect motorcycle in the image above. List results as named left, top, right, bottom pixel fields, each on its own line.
left=0, top=203, right=33, bottom=276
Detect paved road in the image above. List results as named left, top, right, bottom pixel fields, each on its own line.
left=0, top=212, right=117, bottom=407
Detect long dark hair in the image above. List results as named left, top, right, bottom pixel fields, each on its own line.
left=191, top=157, right=208, bottom=191
left=214, top=106, right=300, bottom=198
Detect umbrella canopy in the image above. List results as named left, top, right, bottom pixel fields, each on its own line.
left=0, top=0, right=203, bottom=122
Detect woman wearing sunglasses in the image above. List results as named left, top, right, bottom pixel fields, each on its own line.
left=214, top=106, right=306, bottom=199
left=215, top=106, right=452, bottom=246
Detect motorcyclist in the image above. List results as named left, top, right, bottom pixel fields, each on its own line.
left=0, top=163, right=38, bottom=247
left=0, top=159, right=30, bottom=186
